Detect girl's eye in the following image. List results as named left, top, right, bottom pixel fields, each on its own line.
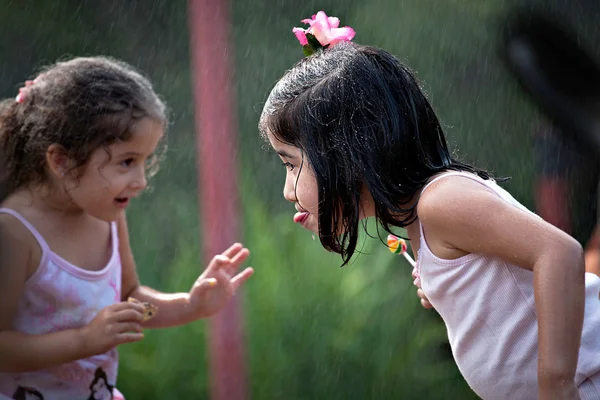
left=282, top=162, right=295, bottom=171
left=120, top=158, right=135, bottom=167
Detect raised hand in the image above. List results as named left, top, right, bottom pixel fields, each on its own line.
left=187, top=243, right=254, bottom=319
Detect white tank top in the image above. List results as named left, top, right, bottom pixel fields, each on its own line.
left=416, top=171, right=600, bottom=399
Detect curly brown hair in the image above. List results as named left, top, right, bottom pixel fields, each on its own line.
left=0, top=56, right=168, bottom=196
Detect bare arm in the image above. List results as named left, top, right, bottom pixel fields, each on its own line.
left=118, top=213, right=254, bottom=329
left=118, top=212, right=195, bottom=328
left=418, top=177, right=584, bottom=396
left=0, top=217, right=87, bottom=373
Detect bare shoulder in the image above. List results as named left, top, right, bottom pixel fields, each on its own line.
left=0, top=212, right=38, bottom=251
left=417, top=174, right=500, bottom=226
left=0, top=212, right=38, bottom=330
left=415, top=174, right=515, bottom=259
left=0, top=210, right=41, bottom=277
left=416, top=173, right=574, bottom=267
left=0, top=192, right=41, bottom=251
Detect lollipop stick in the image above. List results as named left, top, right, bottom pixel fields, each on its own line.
left=402, top=251, right=416, bottom=268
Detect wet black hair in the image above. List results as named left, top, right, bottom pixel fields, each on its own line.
left=260, top=41, right=493, bottom=265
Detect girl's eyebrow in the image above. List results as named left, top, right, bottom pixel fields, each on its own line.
left=120, top=151, right=141, bottom=158
left=276, top=150, right=296, bottom=159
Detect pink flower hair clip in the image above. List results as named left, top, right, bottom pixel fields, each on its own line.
left=15, top=76, right=42, bottom=103
left=292, top=11, right=356, bottom=57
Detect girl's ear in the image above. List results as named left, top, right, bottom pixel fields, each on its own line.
left=46, top=144, right=72, bottom=179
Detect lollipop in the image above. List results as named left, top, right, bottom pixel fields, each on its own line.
left=387, top=234, right=416, bottom=267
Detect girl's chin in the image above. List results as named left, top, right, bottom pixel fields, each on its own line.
left=301, top=219, right=318, bottom=233
left=302, top=221, right=320, bottom=235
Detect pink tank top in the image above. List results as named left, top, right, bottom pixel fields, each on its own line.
left=0, top=208, right=125, bottom=400
left=416, top=172, right=600, bottom=399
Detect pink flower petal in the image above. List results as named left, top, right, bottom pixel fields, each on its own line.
left=328, top=27, right=356, bottom=45
left=309, top=18, right=331, bottom=46
left=295, top=11, right=355, bottom=49
left=327, top=17, right=340, bottom=28
left=292, top=27, right=309, bottom=46
left=313, top=11, right=330, bottom=26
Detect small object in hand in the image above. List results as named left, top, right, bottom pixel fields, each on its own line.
left=387, top=234, right=407, bottom=254
left=128, top=297, right=158, bottom=322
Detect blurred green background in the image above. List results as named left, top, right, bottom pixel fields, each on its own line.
left=2, top=0, right=593, bottom=398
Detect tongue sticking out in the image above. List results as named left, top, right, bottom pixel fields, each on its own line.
left=293, top=212, right=309, bottom=223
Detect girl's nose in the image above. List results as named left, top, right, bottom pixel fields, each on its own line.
left=283, top=176, right=297, bottom=203
left=130, top=167, right=147, bottom=191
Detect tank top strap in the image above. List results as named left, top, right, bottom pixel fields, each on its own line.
left=420, top=171, right=496, bottom=196
left=0, top=208, right=50, bottom=254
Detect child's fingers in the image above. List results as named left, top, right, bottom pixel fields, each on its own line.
left=196, top=277, right=219, bottom=292
left=110, top=301, right=133, bottom=311
left=228, top=248, right=250, bottom=271
left=207, top=255, right=231, bottom=273
left=207, top=246, right=250, bottom=277
left=221, top=243, right=243, bottom=259
left=118, top=322, right=144, bottom=333
left=116, top=309, right=144, bottom=323
left=421, top=299, right=434, bottom=309
left=215, top=269, right=235, bottom=294
left=417, top=289, right=433, bottom=309
left=231, top=267, right=254, bottom=291
left=117, top=332, right=144, bottom=344
left=112, top=301, right=145, bottom=314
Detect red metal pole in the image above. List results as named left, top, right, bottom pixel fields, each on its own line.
left=188, top=1, right=248, bottom=399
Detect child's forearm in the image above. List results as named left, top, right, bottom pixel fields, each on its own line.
left=535, top=243, right=585, bottom=391
left=126, top=286, right=195, bottom=329
left=0, top=329, right=86, bottom=373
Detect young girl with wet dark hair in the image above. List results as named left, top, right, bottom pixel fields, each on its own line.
left=0, top=56, right=253, bottom=399
left=261, top=11, right=600, bottom=399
